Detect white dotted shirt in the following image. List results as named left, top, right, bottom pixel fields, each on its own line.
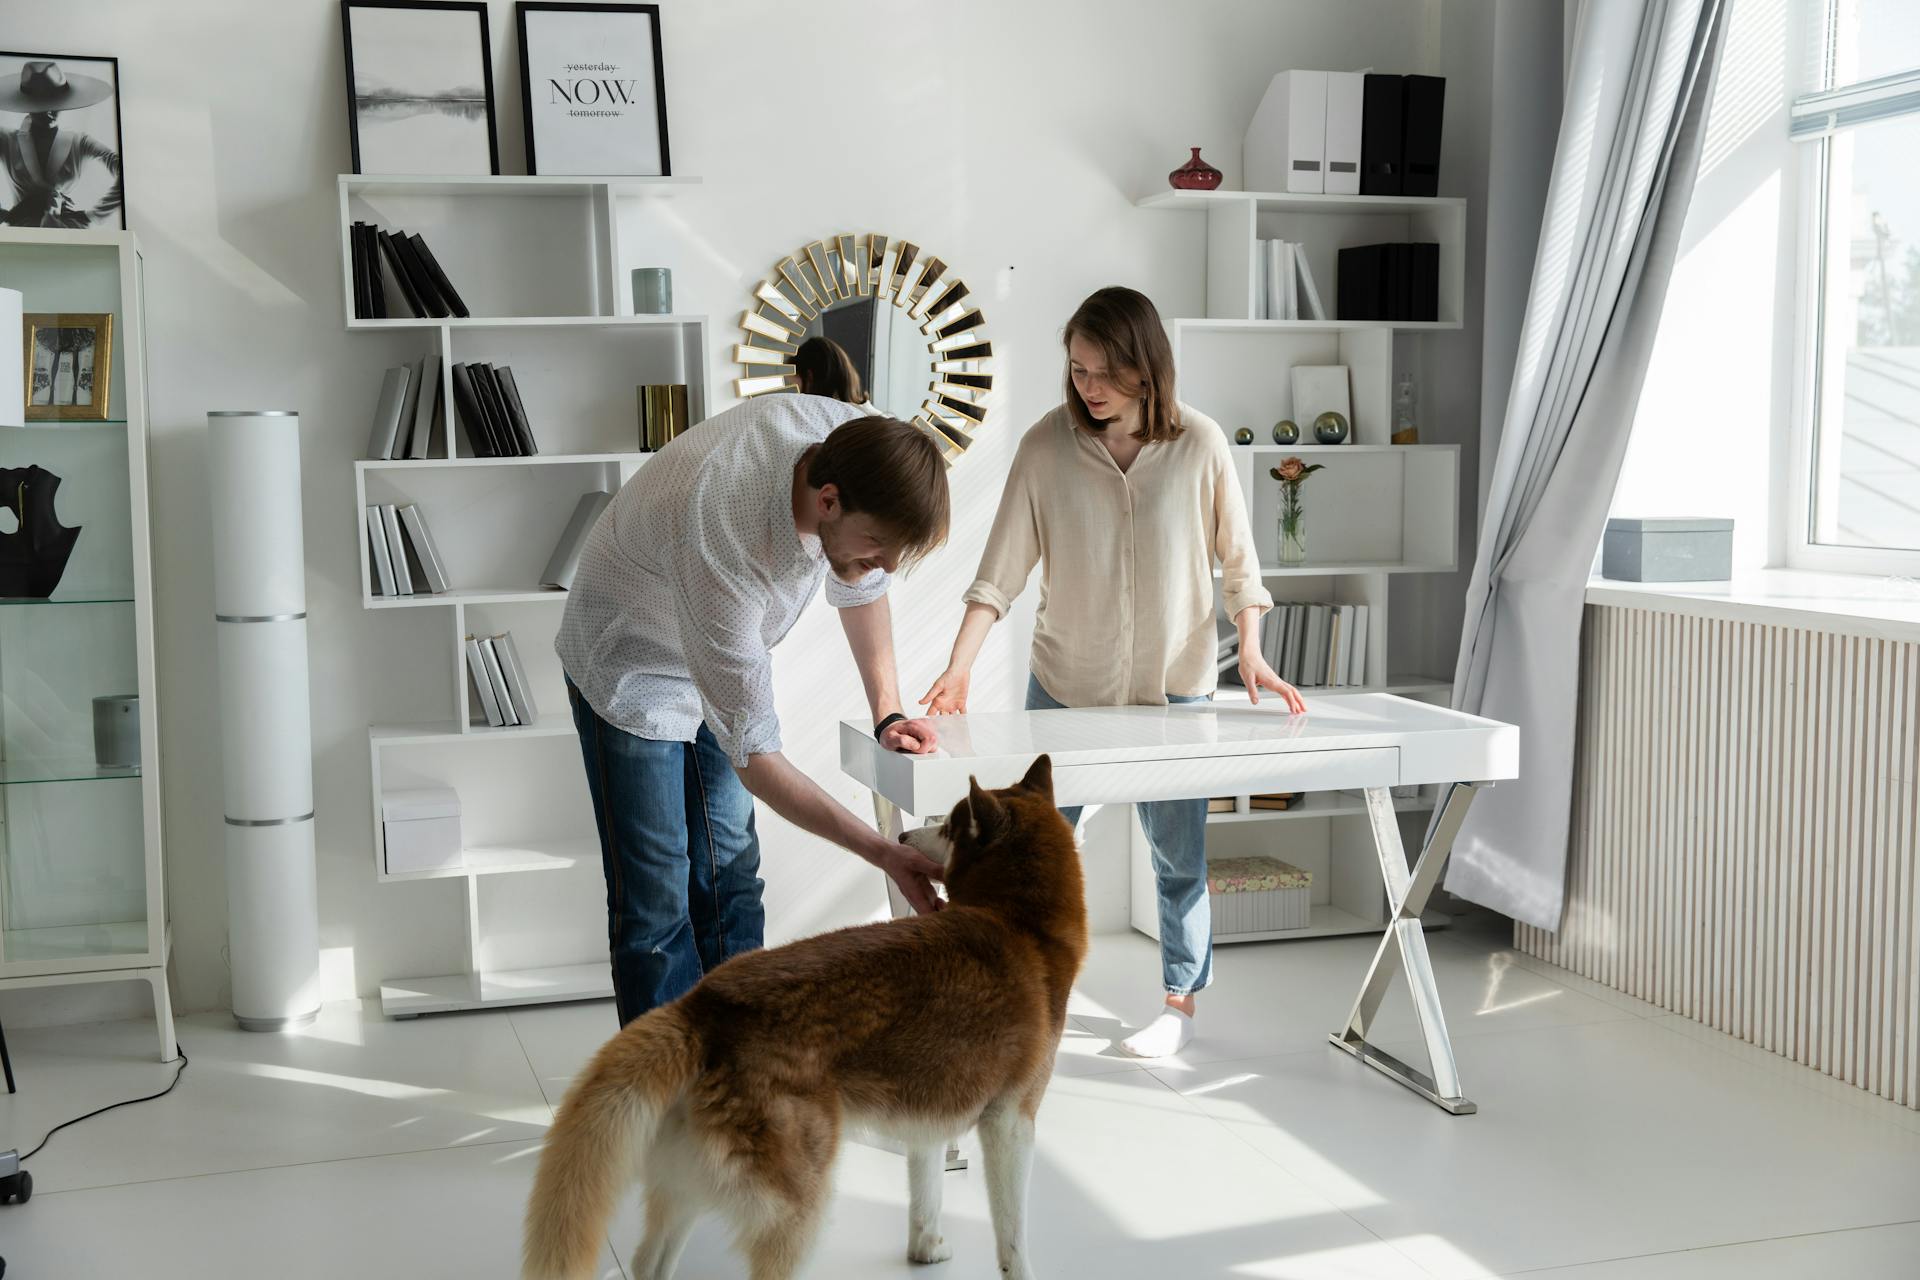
left=556, top=394, right=890, bottom=765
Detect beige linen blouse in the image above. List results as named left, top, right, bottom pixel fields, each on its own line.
left=964, top=403, right=1273, bottom=707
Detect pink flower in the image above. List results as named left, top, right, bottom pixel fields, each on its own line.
left=1274, top=456, right=1306, bottom=483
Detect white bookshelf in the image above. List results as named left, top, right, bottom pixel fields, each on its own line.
left=1137, top=190, right=1466, bottom=946
left=341, top=174, right=710, bottom=1017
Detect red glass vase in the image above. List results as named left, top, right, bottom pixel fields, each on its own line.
left=1169, top=147, right=1223, bottom=191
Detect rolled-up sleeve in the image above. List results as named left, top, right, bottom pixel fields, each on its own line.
left=962, top=452, right=1040, bottom=618
left=669, top=479, right=781, bottom=767
left=1212, top=448, right=1274, bottom=621
left=825, top=566, right=890, bottom=608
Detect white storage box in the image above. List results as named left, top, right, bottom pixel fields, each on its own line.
left=382, top=787, right=463, bottom=876
left=1207, top=856, right=1312, bottom=933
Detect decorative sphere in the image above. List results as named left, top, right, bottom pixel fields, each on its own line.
left=1233, top=427, right=1255, bottom=445
left=1313, top=410, right=1350, bottom=444
left=1272, top=418, right=1300, bottom=445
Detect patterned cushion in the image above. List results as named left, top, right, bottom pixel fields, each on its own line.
left=1207, top=856, right=1312, bottom=895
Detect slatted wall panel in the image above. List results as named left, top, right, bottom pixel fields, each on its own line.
left=1516, top=604, right=1920, bottom=1109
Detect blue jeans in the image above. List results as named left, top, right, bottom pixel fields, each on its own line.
left=1025, top=675, right=1213, bottom=996
left=567, top=680, right=765, bottom=1025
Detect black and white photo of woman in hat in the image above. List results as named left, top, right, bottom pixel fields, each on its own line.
left=0, top=54, right=124, bottom=229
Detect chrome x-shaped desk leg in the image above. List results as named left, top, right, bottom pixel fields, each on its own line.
left=1329, top=782, right=1482, bottom=1115
left=871, top=793, right=967, bottom=1171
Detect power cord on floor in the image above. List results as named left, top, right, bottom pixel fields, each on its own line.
left=0, top=1042, right=190, bottom=1210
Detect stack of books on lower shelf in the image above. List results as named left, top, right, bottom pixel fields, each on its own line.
left=1264, top=602, right=1370, bottom=688
left=465, top=631, right=539, bottom=728
left=1206, top=792, right=1302, bottom=813
left=451, top=362, right=540, bottom=457
left=349, top=222, right=471, bottom=319
left=365, top=502, right=450, bottom=598
left=365, top=356, right=442, bottom=460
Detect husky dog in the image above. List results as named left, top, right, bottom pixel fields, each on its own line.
left=523, top=754, right=1086, bottom=1280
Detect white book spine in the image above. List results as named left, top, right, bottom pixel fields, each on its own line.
left=381, top=504, right=414, bottom=595
left=397, top=503, right=450, bottom=594
left=479, top=638, right=519, bottom=726
left=494, top=632, right=541, bottom=723
left=366, top=505, right=397, bottom=597
left=465, top=636, right=506, bottom=727
left=1295, top=244, right=1327, bottom=321
left=1349, top=605, right=1369, bottom=686
left=1252, top=239, right=1269, bottom=320
left=1281, top=241, right=1298, bottom=320
left=365, top=364, right=411, bottom=460
left=409, top=354, right=441, bottom=460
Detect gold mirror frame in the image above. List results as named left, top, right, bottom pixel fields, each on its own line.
left=732, top=234, right=993, bottom=464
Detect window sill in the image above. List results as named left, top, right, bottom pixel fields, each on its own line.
left=1585, top=568, right=1920, bottom=644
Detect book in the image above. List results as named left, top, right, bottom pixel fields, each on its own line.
left=493, top=632, right=541, bottom=724
left=479, top=637, right=519, bottom=726
left=465, top=636, right=506, bottom=727
left=1206, top=797, right=1237, bottom=814
left=392, top=357, right=425, bottom=460
left=1249, top=793, right=1301, bottom=811
left=541, top=490, right=615, bottom=589
left=495, top=367, right=540, bottom=456
left=375, top=229, right=427, bottom=318
left=1326, top=607, right=1344, bottom=686
left=350, top=222, right=371, bottom=319
left=469, top=364, right=514, bottom=456
left=397, top=503, right=450, bottom=593
left=381, top=504, right=414, bottom=595
left=1266, top=239, right=1295, bottom=321
left=408, top=355, right=441, bottom=459
left=1348, top=605, right=1369, bottom=687
left=365, top=364, right=412, bottom=460
left=1294, top=244, right=1327, bottom=321
left=392, top=232, right=450, bottom=318
left=1302, top=606, right=1327, bottom=687
left=448, top=363, right=497, bottom=457
left=1252, top=239, right=1269, bottom=320
left=366, top=505, right=397, bottom=596
left=1401, top=74, right=1446, bottom=197
left=1360, top=73, right=1406, bottom=196
left=407, top=233, right=470, bottom=318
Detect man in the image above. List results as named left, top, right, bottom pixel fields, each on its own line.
left=557, top=393, right=949, bottom=1025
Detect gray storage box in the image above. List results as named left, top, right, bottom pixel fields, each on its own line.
left=1602, top=517, right=1733, bottom=582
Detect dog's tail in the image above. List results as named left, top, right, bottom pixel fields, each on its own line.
left=522, top=1004, right=702, bottom=1280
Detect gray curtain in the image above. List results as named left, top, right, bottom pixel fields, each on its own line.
left=1445, top=0, right=1729, bottom=930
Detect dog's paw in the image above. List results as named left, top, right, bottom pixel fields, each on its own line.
left=908, top=1232, right=954, bottom=1264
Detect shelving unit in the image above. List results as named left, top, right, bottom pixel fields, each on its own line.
left=0, top=230, right=173, bottom=1059
left=1137, top=189, right=1466, bottom=946
left=341, top=174, right=710, bottom=1018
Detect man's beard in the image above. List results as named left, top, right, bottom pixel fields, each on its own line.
left=818, top=517, right=865, bottom=581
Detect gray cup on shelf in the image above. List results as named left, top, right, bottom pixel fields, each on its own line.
left=631, top=267, right=673, bottom=315
left=93, top=693, right=140, bottom=768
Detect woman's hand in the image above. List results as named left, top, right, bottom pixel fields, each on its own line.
left=1239, top=650, right=1308, bottom=714
left=920, top=665, right=971, bottom=715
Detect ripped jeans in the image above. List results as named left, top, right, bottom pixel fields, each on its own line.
left=567, top=679, right=765, bottom=1026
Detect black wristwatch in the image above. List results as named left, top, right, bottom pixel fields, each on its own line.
left=874, top=712, right=908, bottom=742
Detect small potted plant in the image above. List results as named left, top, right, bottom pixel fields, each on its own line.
left=1269, top=456, right=1325, bottom=565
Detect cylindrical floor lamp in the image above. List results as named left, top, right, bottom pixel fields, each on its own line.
left=1, top=288, right=24, bottom=427
left=209, top=410, right=319, bottom=1030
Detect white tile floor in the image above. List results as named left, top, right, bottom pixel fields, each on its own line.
left=4, top=913, right=1920, bottom=1279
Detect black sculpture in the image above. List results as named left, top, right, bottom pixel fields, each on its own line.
left=0, top=465, right=82, bottom=598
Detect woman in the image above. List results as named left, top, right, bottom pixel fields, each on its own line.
left=921, top=286, right=1303, bottom=1059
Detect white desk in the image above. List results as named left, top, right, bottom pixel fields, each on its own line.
left=842, top=692, right=1520, bottom=1115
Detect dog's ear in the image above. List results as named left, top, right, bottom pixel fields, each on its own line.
left=1019, top=754, right=1054, bottom=800
left=965, top=775, right=1009, bottom=845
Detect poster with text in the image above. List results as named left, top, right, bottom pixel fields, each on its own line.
left=519, top=4, right=669, bottom=177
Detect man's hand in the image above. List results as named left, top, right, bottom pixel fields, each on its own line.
left=874, top=838, right=944, bottom=915
left=880, top=715, right=939, bottom=753
left=1239, top=651, right=1308, bottom=714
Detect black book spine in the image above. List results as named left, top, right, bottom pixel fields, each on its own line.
left=472, top=364, right=518, bottom=456
left=1401, top=75, right=1446, bottom=198
left=495, top=367, right=539, bottom=456
left=365, top=227, right=387, bottom=319
left=448, top=363, right=495, bottom=456
left=408, top=233, right=471, bottom=318
left=1359, top=74, right=1405, bottom=196
left=376, top=230, right=427, bottom=318
left=392, top=232, right=450, bottom=319
left=350, top=222, right=371, bottom=319
left=1415, top=242, right=1439, bottom=322
left=1392, top=244, right=1412, bottom=323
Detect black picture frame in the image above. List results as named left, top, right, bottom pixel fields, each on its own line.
left=341, top=0, right=501, bottom=176
left=517, top=2, right=670, bottom=177
left=0, top=50, right=127, bottom=229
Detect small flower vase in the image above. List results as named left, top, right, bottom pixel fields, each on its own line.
left=1169, top=147, right=1224, bottom=191
left=1278, top=508, right=1307, bottom=565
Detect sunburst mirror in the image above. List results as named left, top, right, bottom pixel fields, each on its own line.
left=732, top=234, right=993, bottom=463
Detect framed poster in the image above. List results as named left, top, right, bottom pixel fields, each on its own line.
left=23, top=312, right=114, bottom=421
left=517, top=3, right=670, bottom=177
left=342, top=0, right=500, bottom=175
left=0, top=52, right=125, bottom=229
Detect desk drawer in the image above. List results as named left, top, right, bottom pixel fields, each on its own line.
left=1053, top=747, right=1398, bottom=808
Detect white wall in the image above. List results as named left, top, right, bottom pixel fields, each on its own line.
left=0, top=0, right=1486, bottom=1027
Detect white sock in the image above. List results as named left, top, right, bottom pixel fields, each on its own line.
left=1118, top=1007, right=1194, bottom=1059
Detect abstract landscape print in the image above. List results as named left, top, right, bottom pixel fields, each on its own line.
left=343, top=1, right=499, bottom=175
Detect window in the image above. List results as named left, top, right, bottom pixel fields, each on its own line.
left=1794, top=1, right=1920, bottom=565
